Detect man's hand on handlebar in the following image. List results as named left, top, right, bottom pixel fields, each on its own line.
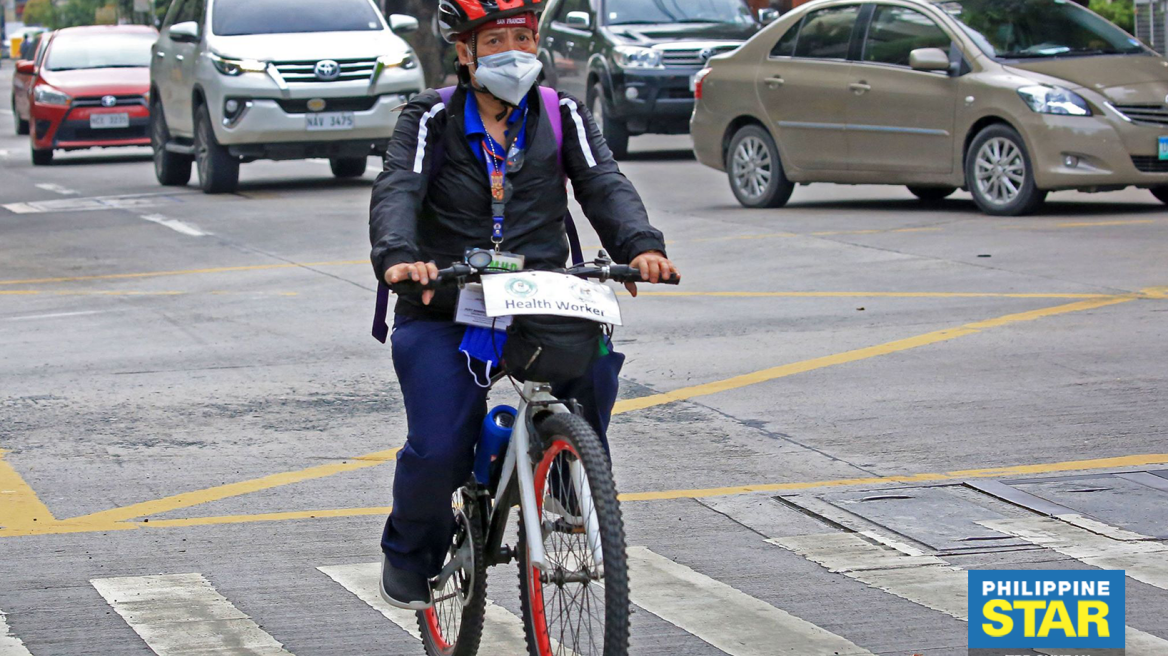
left=626, top=250, right=679, bottom=298
left=386, top=261, right=440, bottom=305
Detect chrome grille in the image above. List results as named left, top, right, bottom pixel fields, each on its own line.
left=73, top=95, right=147, bottom=107
left=659, top=45, right=739, bottom=68
left=272, top=58, right=378, bottom=83
left=1112, top=103, right=1168, bottom=127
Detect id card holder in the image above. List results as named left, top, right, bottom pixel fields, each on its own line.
left=456, top=284, right=513, bottom=330
left=486, top=250, right=525, bottom=272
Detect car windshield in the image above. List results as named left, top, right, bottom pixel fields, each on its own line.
left=45, top=33, right=155, bottom=71
left=606, top=0, right=755, bottom=26
left=212, top=0, right=383, bottom=36
left=935, top=0, right=1145, bottom=58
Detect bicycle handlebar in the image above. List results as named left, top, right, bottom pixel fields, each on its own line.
left=389, top=264, right=680, bottom=296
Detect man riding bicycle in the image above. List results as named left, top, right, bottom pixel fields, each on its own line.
left=369, top=0, right=678, bottom=610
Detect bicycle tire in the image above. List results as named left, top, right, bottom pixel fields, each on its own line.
left=416, top=491, right=487, bottom=656
left=518, top=413, right=629, bottom=656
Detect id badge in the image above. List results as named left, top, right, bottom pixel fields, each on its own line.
left=456, top=284, right=514, bottom=329
left=486, top=250, right=525, bottom=272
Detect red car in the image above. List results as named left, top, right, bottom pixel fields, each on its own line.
left=11, top=31, right=49, bottom=136
left=22, top=25, right=157, bottom=165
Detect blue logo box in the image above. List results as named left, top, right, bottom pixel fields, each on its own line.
left=969, top=570, right=1125, bottom=651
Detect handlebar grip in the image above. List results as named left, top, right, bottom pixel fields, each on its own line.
left=387, top=264, right=472, bottom=295
left=608, top=265, right=681, bottom=285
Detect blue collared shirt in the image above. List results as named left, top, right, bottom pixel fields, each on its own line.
left=464, top=91, right=529, bottom=170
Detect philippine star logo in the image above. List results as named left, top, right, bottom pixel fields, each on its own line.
left=505, top=277, right=538, bottom=299
left=968, top=570, right=1125, bottom=656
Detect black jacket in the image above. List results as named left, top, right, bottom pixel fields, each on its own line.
left=369, top=85, right=666, bottom=320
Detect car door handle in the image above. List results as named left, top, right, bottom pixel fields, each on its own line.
left=765, top=76, right=784, bottom=88
left=849, top=82, right=871, bottom=94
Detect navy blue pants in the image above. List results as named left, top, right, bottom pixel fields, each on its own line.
left=382, top=316, right=625, bottom=577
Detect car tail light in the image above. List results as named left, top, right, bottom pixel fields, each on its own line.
left=694, top=68, right=713, bottom=101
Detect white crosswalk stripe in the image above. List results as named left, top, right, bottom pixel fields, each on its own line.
left=91, top=573, right=293, bottom=655
left=0, top=610, right=33, bottom=656
left=626, top=546, right=873, bottom=656
left=771, top=532, right=1168, bottom=655
left=319, top=562, right=530, bottom=654
left=980, top=516, right=1168, bottom=591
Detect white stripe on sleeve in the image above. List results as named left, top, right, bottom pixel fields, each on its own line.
left=560, top=98, right=597, bottom=168
left=413, top=102, right=445, bottom=174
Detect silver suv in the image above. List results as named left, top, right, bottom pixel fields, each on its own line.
left=150, top=0, right=425, bottom=193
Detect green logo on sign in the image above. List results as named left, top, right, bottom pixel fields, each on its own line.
left=506, top=277, right=538, bottom=298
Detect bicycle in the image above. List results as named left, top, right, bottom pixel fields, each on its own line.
left=390, top=251, right=678, bottom=656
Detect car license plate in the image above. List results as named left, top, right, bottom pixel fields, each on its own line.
left=306, top=112, right=355, bottom=131
left=90, top=113, right=129, bottom=129
left=1159, top=136, right=1168, bottom=161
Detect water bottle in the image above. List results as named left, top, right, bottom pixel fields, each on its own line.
left=474, top=405, right=517, bottom=486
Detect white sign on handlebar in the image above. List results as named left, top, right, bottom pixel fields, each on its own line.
left=482, top=271, right=623, bottom=326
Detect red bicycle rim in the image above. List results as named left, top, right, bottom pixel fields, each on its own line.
left=528, top=438, right=576, bottom=656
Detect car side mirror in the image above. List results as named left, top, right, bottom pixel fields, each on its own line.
left=16, top=60, right=36, bottom=75
left=565, top=11, right=591, bottom=30
left=169, top=21, right=200, bottom=43
left=758, top=8, right=780, bottom=24
left=909, top=47, right=951, bottom=72
left=389, top=14, right=419, bottom=35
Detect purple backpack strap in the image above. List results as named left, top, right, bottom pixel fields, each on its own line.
left=538, top=86, right=583, bottom=265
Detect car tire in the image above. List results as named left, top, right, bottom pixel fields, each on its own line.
left=194, top=104, right=240, bottom=194
left=907, top=185, right=957, bottom=202
left=590, top=82, right=629, bottom=161
left=151, top=103, right=193, bottom=187
left=30, top=143, right=53, bottom=166
left=330, top=156, right=367, bottom=178
left=726, top=124, right=794, bottom=209
left=965, top=124, right=1046, bottom=216
left=13, top=95, right=29, bottom=136
left=1150, top=186, right=1168, bottom=205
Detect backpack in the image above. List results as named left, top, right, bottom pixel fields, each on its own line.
left=372, top=85, right=584, bottom=343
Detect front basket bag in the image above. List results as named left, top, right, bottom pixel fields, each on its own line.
left=502, top=315, right=603, bottom=384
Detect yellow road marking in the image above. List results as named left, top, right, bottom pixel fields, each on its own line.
left=613, top=295, right=1133, bottom=414
left=810, top=227, right=944, bottom=237
left=1056, top=219, right=1158, bottom=228
left=0, top=260, right=366, bottom=286
left=90, top=453, right=1168, bottom=532
left=0, top=448, right=59, bottom=530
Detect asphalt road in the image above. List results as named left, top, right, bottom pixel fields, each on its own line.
left=2, top=61, right=1167, bottom=655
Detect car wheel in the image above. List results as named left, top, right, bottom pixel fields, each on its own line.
left=30, top=143, right=53, bottom=166
left=590, top=82, right=629, bottom=161
left=965, top=124, right=1046, bottom=216
left=1150, top=187, right=1168, bottom=205
left=194, top=104, right=240, bottom=194
left=330, top=157, right=367, bottom=178
left=152, top=103, right=193, bottom=187
left=907, top=186, right=957, bottom=202
left=13, top=95, right=29, bottom=136
left=726, top=124, right=794, bottom=209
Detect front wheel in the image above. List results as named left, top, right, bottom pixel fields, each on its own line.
left=329, top=156, right=367, bottom=179
left=727, top=125, right=794, bottom=209
left=590, top=83, right=629, bottom=161
left=965, top=124, right=1046, bottom=216
left=519, top=414, right=629, bottom=656
left=194, top=104, right=240, bottom=194
left=30, top=144, right=52, bottom=166
left=1151, top=187, right=1168, bottom=205
left=152, top=104, right=193, bottom=187
left=416, top=489, right=487, bottom=656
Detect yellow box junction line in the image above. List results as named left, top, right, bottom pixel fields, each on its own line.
left=0, top=289, right=1159, bottom=537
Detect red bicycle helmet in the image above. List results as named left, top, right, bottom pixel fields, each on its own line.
left=438, top=0, right=545, bottom=43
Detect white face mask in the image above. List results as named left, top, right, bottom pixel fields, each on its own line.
left=473, top=50, right=543, bottom=106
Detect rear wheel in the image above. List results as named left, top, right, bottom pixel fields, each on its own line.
left=518, top=414, right=629, bottom=656
left=416, top=489, right=486, bottom=656
left=329, top=156, right=367, bottom=178
left=1151, top=187, right=1168, bottom=205
left=152, top=103, right=193, bottom=187
left=13, top=95, right=29, bottom=135
left=727, top=125, right=794, bottom=209
left=589, top=83, right=629, bottom=161
left=194, top=104, right=240, bottom=194
left=907, top=185, right=957, bottom=202
left=965, top=124, right=1046, bottom=216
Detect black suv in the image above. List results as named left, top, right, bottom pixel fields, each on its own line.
left=538, top=0, right=768, bottom=159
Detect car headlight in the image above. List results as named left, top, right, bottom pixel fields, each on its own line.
left=1017, top=85, right=1091, bottom=117
left=614, top=46, right=662, bottom=69
left=210, top=53, right=266, bottom=76
left=378, top=51, right=418, bottom=70
left=34, top=85, right=71, bottom=106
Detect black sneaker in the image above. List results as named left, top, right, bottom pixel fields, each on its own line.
left=379, top=555, right=433, bottom=610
